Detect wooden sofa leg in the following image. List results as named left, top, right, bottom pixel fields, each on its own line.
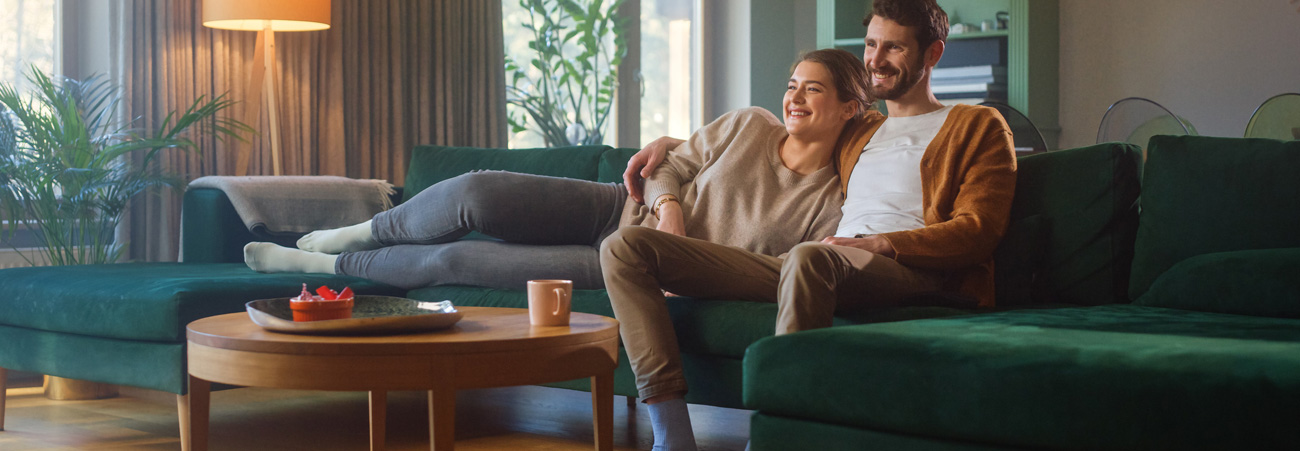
left=1, top=366, right=7, bottom=431
left=179, top=377, right=211, bottom=451
left=626, top=395, right=636, bottom=407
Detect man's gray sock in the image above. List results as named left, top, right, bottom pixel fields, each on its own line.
left=647, top=398, right=698, bottom=451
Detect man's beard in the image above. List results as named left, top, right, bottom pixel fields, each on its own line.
left=868, top=55, right=926, bottom=101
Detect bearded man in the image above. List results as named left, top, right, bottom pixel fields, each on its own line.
left=603, top=0, right=1017, bottom=449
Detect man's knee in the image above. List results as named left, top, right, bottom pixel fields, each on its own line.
left=599, top=226, right=659, bottom=268
left=783, top=242, right=841, bottom=273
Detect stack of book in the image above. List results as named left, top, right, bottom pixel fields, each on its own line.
left=933, top=65, right=1006, bottom=106
left=931, top=36, right=1008, bottom=106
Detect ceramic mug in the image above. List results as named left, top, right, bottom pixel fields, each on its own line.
left=527, top=279, right=572, bottom=326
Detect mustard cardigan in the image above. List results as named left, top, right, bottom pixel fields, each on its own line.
left=835, top=105, right=1017, bottom=307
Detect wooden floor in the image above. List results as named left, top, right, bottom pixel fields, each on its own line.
left=1, top=381, right=751, bottom=450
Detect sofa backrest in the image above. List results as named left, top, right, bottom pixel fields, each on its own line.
left=402, top=145, right=616, bottom=203
left=1127, top=136, right=1300, bottom=316
left=993, top=142, right=1144, bottom=307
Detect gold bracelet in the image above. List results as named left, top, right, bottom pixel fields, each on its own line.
left=652, top=195, right=679, bottom=220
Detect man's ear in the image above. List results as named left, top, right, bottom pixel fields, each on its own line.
left=925, top=40, right=945, bottom=67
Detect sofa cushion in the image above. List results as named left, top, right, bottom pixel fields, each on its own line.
left=409, top=285, right=968, bottom=358
left=0, top=263, right=405, bottom=342
left=1136, top=248, right=1300, bottom=318
left=402, top=145, right=610, bottom=203
left=996, top=143, right=1143, bottom=306
left=744, top=305, right=1300, bottom=451
left=750, top=413, right=1023, bottom=451
left=598, top=148, right=639, bottom=183
left=1130, top=136, right=1300, bottom=299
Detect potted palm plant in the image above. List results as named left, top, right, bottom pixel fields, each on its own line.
left=0, top=65, right=247, bottom=266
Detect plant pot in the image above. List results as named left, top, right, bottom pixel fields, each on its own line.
left=290, top=297, right=354, bottom=322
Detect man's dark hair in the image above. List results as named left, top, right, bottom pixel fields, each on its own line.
left=864, top=0, right=949, bottom=52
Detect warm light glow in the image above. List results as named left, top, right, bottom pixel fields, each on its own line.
left=202, top=0, right=331, bottom=32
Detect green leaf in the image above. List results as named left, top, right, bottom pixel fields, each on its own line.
left=0, top=65, right=243, bottom=264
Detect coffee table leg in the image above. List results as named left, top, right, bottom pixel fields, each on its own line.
left=592, top=372, right=614, bottom=451
left=370, top=390, right=387, bottom=451
left=1, top=366, right=8, bottom=431
left=428, top=386, right=455, bottom=450
left=180, top=376, right=210, bottom=451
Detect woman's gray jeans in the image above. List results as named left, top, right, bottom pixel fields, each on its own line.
left=334, top=171, right=628, bottom=289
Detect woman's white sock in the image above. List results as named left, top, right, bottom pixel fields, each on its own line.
left=296, top=220, right=381, bottom=254
left=244, top=242, right=338, bottom=274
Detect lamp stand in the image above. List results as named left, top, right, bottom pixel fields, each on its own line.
left=234, top=23, right=284, bottom=176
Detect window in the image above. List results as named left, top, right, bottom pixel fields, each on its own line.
left=0, top=0, right=59, bottom=92
left=503, top=0, right=700, bottom=149
left=639, top=0, right=698, bottom=143
left=0, top=0, right=58, bottom=268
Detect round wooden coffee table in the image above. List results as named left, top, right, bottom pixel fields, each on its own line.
left=183, top=307, right=619, bottom=451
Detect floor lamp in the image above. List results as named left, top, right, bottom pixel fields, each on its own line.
left=202, top=0, right=331, bottom=176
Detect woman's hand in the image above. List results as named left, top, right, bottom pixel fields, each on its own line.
left=624, top=136, right=685, bottom=203
left=655, top=200, right=686, bottom=237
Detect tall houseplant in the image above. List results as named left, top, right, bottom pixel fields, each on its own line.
left=505, top=0, right=629, bottom=146
left=0, top=66, right=247, bottom=266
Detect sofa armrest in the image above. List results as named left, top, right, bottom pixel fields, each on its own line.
left=181, top=188, right=270, bottom=263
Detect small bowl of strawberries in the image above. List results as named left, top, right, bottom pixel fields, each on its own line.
left=289, top=284, right=355, bottom=322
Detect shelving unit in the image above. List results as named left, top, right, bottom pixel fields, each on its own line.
left=816, top=0, right=1060, bottom=147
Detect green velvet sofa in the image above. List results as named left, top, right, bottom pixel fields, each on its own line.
left=745, top=135, right=1300, bottom=450
left=1, top=136, right=1152, bottom=438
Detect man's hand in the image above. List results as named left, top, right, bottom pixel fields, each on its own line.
left=820, top=235, right=897, bottom=258
left=655, top=200, right=686, bottom=237
left=624, top=136, right=685, bottom=203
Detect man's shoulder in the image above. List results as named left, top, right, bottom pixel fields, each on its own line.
left=948, top=104, right=1008, bottom=130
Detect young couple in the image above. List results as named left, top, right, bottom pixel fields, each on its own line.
left=246, top=0, right=1016, bottom=449
left=244, top=47, right=868, bottom=289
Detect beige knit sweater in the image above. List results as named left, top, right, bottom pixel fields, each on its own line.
left=619, top=107, right=843, bottom=257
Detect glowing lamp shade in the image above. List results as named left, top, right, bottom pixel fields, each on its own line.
left=203, top=0, right=330, bottom=176
left=203, top=0, right=331, bottom=31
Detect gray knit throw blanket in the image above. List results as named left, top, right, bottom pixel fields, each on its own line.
left=188, top=176, right=395, bottom=236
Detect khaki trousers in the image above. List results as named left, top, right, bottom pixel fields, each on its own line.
left=600, top=226, right=943, bottom=400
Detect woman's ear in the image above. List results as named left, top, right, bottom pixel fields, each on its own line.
left=842, top=100, right=859, bottom=120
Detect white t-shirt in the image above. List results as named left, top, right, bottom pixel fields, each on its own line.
left=835, top=105, right=954, bottom=238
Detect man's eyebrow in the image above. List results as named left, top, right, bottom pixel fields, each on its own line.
left=867, top=37, right=906, bottom=47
